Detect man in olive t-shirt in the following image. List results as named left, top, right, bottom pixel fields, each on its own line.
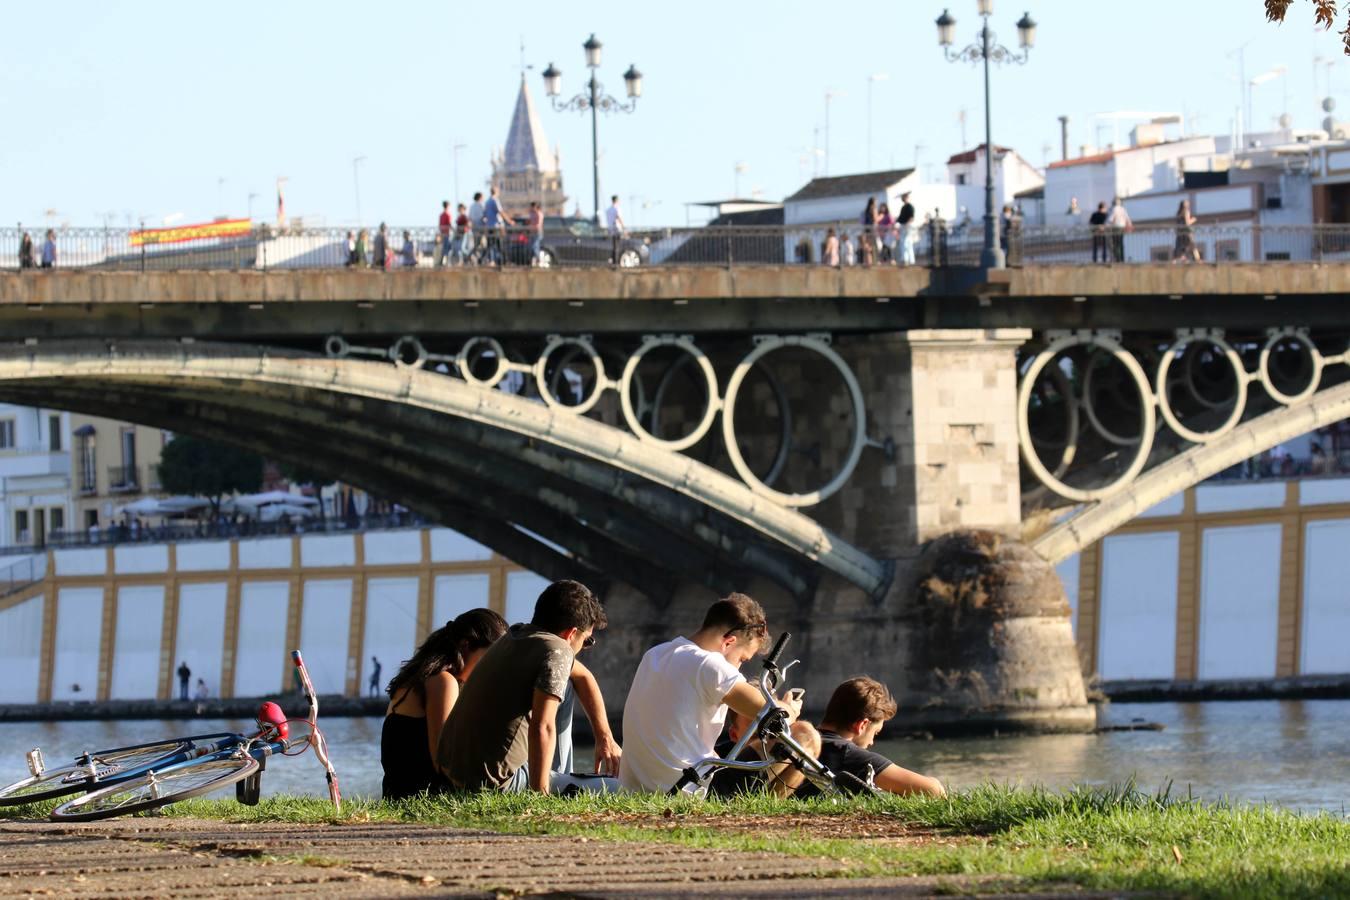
left=438, top=580, right=608, bottom=793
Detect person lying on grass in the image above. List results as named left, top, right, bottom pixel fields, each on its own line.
left=438, top=579, right=618, bottom=793
left=619, top=593, right=803, bottom=793
left=707, top=706, right=822, bottom=799
left=794, top=676, right=945, bottom=798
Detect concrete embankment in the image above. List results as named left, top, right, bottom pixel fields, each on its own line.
left=0, top=695, right=388, bottom=723
left=1100, top=674, right=1350, bottom=703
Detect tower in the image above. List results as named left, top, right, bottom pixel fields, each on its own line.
left=491, top=75, right=568, bottom=217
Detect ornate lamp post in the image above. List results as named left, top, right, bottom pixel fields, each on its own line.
left=937, top=2, right=1037, bottom=269
left=542, top=34, right=643, bottom=224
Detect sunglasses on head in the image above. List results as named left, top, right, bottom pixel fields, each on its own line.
left=582, top=634, right=597, bottom=649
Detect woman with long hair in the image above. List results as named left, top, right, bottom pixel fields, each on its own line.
left=1172, top=199, right=1200, bottom=263
left=380, top=607, right=507, bottom=799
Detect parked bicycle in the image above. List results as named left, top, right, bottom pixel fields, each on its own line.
left=0, top=650, right=340, bottom=821
left=668, top=632, right=873, bottom=796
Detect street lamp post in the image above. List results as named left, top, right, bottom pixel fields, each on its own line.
left=936, top=2, right=1037, bottom=269
left=542, top=34, right=642, bottom=224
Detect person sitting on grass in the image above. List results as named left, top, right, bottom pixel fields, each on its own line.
left=707, top=706, right=822, bottom=799
left=795, top=676, right=945, bottom=798
left=438, top=580, right=616, bottom=793
left=381, top=608, right=507, bottom=800
left=619, top=593, right=803, bottom=793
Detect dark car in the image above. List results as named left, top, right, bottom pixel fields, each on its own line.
left=504, top=216, right=650, bottom=268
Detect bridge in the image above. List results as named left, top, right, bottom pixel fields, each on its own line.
left=4, top=262, right=1347, bottom=732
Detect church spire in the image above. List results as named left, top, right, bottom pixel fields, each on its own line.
left=503, top=74, right=557, bottom=174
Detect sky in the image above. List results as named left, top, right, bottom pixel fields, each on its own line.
left=3, top=0, right=1349, bottom=230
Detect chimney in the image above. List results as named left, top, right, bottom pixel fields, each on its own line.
left=1057, top=115, right=1070, bottom=161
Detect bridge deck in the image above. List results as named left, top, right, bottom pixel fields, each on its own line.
left=1, top=265, right=1347, bottom=339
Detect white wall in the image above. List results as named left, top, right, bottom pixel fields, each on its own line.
left=505, top=571, right=549, bottom=626
left=299, top=579, right=352, bottom=695
left=1098, top=533, right=1179, bottom=680
left=0, top=594, right=43, bottom=703
left=1197, top=525, right=1282, bottom=680
left=362, top=576, right=419, bottom=695
left=174, top=582, right=227, bottom=697
left=51, top=587, right=103, bottom=701
left=1301, top=519, right=1350, bottom=674
left=234, top=581, right=289, bottom=697
left=238, top=537, right=291, bottom=569
left=433, top=572, right=492, bottom=626
left=109, top=585, right=165, bottom=700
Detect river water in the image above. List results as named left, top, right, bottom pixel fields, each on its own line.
left=3, top=700, right=1346, bottom=813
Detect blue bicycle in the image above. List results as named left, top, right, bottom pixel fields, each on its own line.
left=0, top=651, right=340, bottom=821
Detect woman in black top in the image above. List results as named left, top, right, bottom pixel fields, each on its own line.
left=381, top=607, right=507, bottom=800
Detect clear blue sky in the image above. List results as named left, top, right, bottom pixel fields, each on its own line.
left=3, top=0, right=1347, bottom=229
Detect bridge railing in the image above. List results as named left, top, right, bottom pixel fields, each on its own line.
left=3, top=223, right=1350, bottom=270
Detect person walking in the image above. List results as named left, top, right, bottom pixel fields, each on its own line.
left=467, top=192, right=485, bottom=263
left=841, top=232, right=856, bottom=266
left=1172, top=199, right=1200, bottom=263
left=354, top=228, right=370, bottom=268
left=821, top=227, right=840, bottom=267
left=373, top=223, right=390, bottom=271
left=400, top=230, right=417, bottom=267
left=435, top=200, right=452, bottom=268
left=897, top=193, right=917, bottom=266
left=876, top=203, right=895, bottom=263
left=483, top=186, right=512, bottom=266
left=1107, top=197, right=1132, bottom=263
left=18, top=232, right=34, bottom=269
left=1089, top=201, right=1109, bottom=264
left=40, top=230, right=56, bottom=269
left=344, top=231, right=357, bottom=266
left=176, top=661, right=191, bottom=701
left=604, top=195, right=627, bottom=265
left=527, top=201, right=545, bottom=265
left=369, top=656, right=383, bottom=697
left=453, top=203, right=473, bottom=265
left=860, top=197, right=877, bottom=252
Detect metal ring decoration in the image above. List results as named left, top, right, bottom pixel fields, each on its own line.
left=745, top=359, right=794, bottom=488
left=456, top=336, right=509, bottom=389
left=1081, top=351, right=1142, bottom=447
left=1258, top=329, right=1323, bottom=406
left=1180, top=341, right=1235, bottom=411
left=619, top=336, right=721, bottom=452
left=721, top=335, right=866, bottom=507
left=1023, top=360, right=1080, bottom=479
left=534, top=336, right=606, bottom=414
left=389, top=335, right=428, bottom=370
left=324, top=335, right=349, bottom=358
left=1018, top=333, right=1157, bottom=503
left=1155, top=334, right=1248, bottom=444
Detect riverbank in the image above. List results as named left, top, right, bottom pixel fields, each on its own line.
left=1, top=785, right=1344, bottom=898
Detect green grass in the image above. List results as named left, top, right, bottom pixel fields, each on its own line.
left=5, top=783, right=1347, bottom=898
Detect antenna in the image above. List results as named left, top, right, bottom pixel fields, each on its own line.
left=958, top=108, right=968, bottom=147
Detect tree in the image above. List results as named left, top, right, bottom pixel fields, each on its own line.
left=157, top=435, right=263, bottom=515
left=1265, top=1, right=1350, bottom=54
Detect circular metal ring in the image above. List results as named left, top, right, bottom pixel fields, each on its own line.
left=721, top=335, right=865, bottom=507
left=1082, top=350, right=1141, bottom=447
left=389, top=335, right=427, bottom=370
left=324, top=335, right=350, bottom=358
left=535, top=336, right=606, bottom=414
left=619, top=336, right=721, bottom=452
left=1258, top=329, right=1323, bottom=406
left=1155, top=335, right=1248, bottom=444
left=1025, top=362, right=1080, bottom=478
left=1181, top=342, right=1234, bottom=411
left=456, top=336, right=509, bottom=389
left=1017, top=333, right=1156, bottom=503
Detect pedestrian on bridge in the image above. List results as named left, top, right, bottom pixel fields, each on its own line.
left=1089, top=202, right=1109, bottom=264
left=435, top=200, right=452, bottom=268
left=177, top=661, right=191, bottom=701
left=1107, top=198, right=1132, bottom=263
left=483, top=186, right=512, bottom=266
left=354, top=229, right=370, bottom=268
left=841, top=232, right=856, bottom=266
left=18, top=232, right=34, bottom=269
left=605, top=195, right=627, bottom=265
left=1172, top=199, right=1200, bottom=264
left=401, top=230, right=417, bottom=267
left=373, top=223, right=390, bottom=271
left=822, top=228, right=840, bottom=267
left=453, top=203, right=473, bottom=265
left=40, top=230, right=56, bottom=269
left=898, top=193, right=917, bottom=266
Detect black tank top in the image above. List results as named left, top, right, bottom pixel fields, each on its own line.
left=380, top=699, right=451, bottom=800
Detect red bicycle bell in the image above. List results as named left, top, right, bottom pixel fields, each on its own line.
left=256, top=701, right=290, bottom=739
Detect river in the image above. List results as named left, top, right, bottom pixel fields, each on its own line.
left=3, top=700, right=1346, bottom=813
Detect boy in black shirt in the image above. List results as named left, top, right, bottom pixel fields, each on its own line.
left=803, top=677, right=945, bottom=797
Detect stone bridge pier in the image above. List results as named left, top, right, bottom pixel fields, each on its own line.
left=589, top=328, right=1092, bottom=735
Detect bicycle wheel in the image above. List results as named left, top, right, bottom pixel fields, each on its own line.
left=0, top=740, right=192, bottom=806
left=50, top=756, right=258, bottom=822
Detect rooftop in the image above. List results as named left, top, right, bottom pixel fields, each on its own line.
left=947, top=144, right=1014, bottom=165
left=785, top=169, right=916, bottom=202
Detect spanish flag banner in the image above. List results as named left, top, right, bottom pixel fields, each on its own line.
left=130, top=218, right=253, bottom=246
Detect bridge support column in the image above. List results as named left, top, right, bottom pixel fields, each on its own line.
left=814, top=328, right=1093, bottom=733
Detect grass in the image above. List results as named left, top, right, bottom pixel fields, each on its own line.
left=5, top=782, right=1347, bottom=898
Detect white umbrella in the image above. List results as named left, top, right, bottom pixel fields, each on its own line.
left=237, top=490, right=320, bottom=508
left=259, top=502, right=318, bottom=522
left=156, top=496, right=212, bottom=513
left=116, top=497, right=163, bottom=516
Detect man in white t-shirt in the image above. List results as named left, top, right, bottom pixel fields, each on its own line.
left=619, top=593, right=802, bottom=793
left=604, top=195, right=626, bottom=265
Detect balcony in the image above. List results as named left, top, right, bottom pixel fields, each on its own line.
left=107, top=465, right=140, bottom=493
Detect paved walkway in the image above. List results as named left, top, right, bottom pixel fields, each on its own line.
left=0, top=818, right=1095, bottom=898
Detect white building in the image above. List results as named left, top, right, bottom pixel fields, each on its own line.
left=945, top=144, right=1045, bottom=221
left=782, top=169, right=958, bottom=260
left=0, top=405, right=72, bottom=547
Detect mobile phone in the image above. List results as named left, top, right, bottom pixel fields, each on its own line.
left=785, top=688, right=806, bottom=703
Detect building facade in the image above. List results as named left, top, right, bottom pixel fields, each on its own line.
left=71, top=414, right=170, bottom=535
left=0, top=405, right=71, bottom=547
left=490, top=75, right=567, bottom=218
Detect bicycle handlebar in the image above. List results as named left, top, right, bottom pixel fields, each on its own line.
left=764, top=632, right=790, bottom=670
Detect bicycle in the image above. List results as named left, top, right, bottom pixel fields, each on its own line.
left=0, top=651, right=340, bottom=821
left=668, top=632, right=873, bottom=797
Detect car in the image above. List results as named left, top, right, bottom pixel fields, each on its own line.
left=503, top=216, right=650, bottom=268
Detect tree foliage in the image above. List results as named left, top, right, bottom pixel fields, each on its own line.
left=1265, top=0, right=1350, bottom=54
left=157, top=435, right=263, bottom=512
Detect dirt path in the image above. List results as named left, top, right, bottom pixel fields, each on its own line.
left=0, top=818, right=1093, bottom=898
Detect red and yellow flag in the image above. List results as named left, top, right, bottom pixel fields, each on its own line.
left=130, top=218, right=253, bottom=246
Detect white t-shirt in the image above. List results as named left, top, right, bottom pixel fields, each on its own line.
left=619, top=637, right=744, bottom=792
left=605, top=204, right=622, bottom=233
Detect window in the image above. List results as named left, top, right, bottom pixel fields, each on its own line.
left=49, top=414, right=62, bottom=451
left=1266, top=251, right=1292, bottom=261
left=77, top=434, right=96, bottom=494
left=956, top=174, right=968, bottom=185
left=85, top=510, right=98, bottom=529
left=0, top=420, right=13, bottom=449
left=14, top=510, right=28, bottom=542
left=121, top=427, right=137, bottom=470
left=50, top=508, right=64, bottom=532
